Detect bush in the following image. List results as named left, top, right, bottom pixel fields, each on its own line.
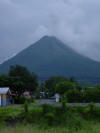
left=61, top=95, right=67, bottom=112
left=66, top=113, right=86, bottom=130
left=87, top=102, right=98, bottom=120
left=0, top=121, right=6, bottom=130
left=42, top=104, right=55, bottom=115
left=14, top=96, right=26, bottom=104
left=14, top=96, right=33, bottom=104
left=24, top=101, right=29, bottom=114
left=88, top=102, right=95, bottom=113
left=45, top=112, right=55, bottom=126
left=26, top=98, right=33, bottom=103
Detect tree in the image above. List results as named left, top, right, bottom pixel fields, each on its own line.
left=11, top=81, right=24, bottom=96
left=67, top=89, right=82, bottom=103
left=83, top=87, right=100, bottom=102
left=55, top=81, right=74, bottom=95
left=9, top=65, right=31, bottom=79
left=8, top=65, right=38, bottom=96
left=69, top=77, right=75, bottom=82
left=0, top=74, right=9, bottom=87
left=38, top=83, right=47, bottom=92
left=45, top=76, right=68, bottom=96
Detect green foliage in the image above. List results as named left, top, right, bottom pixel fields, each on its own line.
left=69, top=77, right=76, bottom=82
left=2, top=123, right=100, bottom=133
left=40, top=104, right=86, bottom=128
left=0, top=121, right=6, bottom=130
left=88, top=102, right=95, bottom=113
left=0, top=74, right=9, bottom=87
left=9, top=65, right=30, bottom=78
left=42, top=104, right=55, bottom=115
left=1, top=104, right=100, bottom=130
left=45, top=76, right=68, bottom=95
left=59, top=85, right=100, bottom=103
left=14, top=96, right=26, bottom=104
left=83, top=87, right=100, bottom=102
left=0, top=107, right=22, bottom=129
left=24, top=101, right=29, bottom=114
left=0, top=65, right=38, bottom=104
left=15, top=96, right=33, bottom=104
left=55, top=81, right=74, bottom=95
left=61, top=95, right=67, bottom=111
left=45, top=112, right=55, bottom=126
left=66, top=114, right=86, bottom=130
left=67, top=89, right=82, bottom=103
left=9, top=65, right=38, bottom=96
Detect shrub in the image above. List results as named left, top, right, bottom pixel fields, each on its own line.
left=24, top=101, right=29, bottom=114
left=14, top=96, right=26, bottom=104
left=42, top=104, right=55, bottom=115
left=87, top=102, right=98, bottom=120
left=0, top=121, right=6, bottom=130
left=26, top=98, right=33, bottom=103
left=61, top=95, right=67, bottom=112
left=88, top=102, right=95, bottom=113
left=66, top=113, right=86, bottom=130
left=27, top=107, right=43, bottom=123
left=45, top=112, right=55, bottom=126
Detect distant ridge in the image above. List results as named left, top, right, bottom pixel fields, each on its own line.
left=0, top=36, right=100, bottom=82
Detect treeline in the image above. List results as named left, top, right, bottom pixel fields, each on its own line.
left=44, top=76, right=100, bottom=103
left=0, top=65, right=38, bottom=96
left=0, top=65, right=100, bottom=103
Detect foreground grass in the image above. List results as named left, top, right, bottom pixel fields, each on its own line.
left=1, top=103, right=100, bottom=132
left=1, top=123, right=100, bottom=133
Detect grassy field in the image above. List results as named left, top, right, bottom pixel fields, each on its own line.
left=1, top=123, right=100, bottom=133
left=1, top=103, right=100, bottom=133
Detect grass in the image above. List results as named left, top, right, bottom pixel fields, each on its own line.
left=1, top=103, right=100, bottom=132
left=0, top=107, right=22, bottom=118
left=1, top=122, right=100, bottom=133
left=30, top=99, right=39, bottom=107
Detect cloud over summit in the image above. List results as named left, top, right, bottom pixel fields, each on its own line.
left=0, top=0, right=100, bottom=61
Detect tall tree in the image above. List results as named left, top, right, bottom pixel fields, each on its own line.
left=9, top=65, right=38, bottom=96
left=0, top=74, right=9, bottom=87
left=45, top=76, right=68, bottom=96
left=55, top=81, right=74, bottom=95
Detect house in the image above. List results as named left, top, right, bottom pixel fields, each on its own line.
left=0, top=87, right=11, bottom=106
left=23, top=91, right=30, bottom=98
left=40, top=91, right=45, bottom=98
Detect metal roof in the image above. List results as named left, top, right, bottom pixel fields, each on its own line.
left=0, top=87, right=10, bottom=94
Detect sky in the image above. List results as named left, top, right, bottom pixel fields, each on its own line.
left=0, top=0, right=100, bottom=63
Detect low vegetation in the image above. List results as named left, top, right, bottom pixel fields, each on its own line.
left=1, top=123, right=100, bottom=133
left=1, top=65, right=100, bottom=132
left=0, top=103, right=100, bottom=132
left=1, top=65, right=100, bottom=103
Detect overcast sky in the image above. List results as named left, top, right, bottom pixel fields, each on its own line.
left=0, top=0, right=100, bottom=63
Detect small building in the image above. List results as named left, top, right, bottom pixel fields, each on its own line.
left=0, top=87, right=11, bottom=106
left=40, top=91, right=45, bottom=98
left=23, top=91, right=30, bottom=98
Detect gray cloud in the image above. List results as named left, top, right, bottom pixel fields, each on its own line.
left=0, top=0, right=100, bottom=63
